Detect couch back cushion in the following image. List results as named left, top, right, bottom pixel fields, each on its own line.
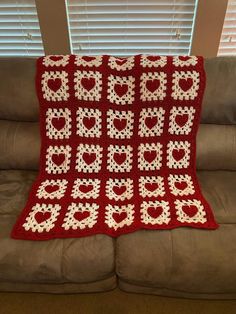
left=0, top=57, right=235, bottom=170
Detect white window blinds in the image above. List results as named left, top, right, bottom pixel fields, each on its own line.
left=0, top=0, right=44, bottom=56
left=218, top=0, right=236, bottom=56
left=67, top=0, right=197, bottom=56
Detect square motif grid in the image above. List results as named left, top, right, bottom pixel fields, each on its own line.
left=11, top=55, right=218, bottom=240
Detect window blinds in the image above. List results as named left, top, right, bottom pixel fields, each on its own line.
left=218, top=0, right=236, bottom=56
left=67, top=0, right=197, bottom=56
left=0, top=0, right=44, bottom=56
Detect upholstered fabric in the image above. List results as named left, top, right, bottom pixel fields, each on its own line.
left=197, top=171, right=236, bottom=223
left=0, top=58, right=39, bottom=122
left=0, top=170, right=36, bottom=215
left=202, top=57, right=236, bottom=124
left=0, top=278, right=116, bottom=294
left=117, top=171, right=236, bottom=297
left=117, top=226, right=236, bottom=297
left=196, top=124, right=236, bottom=170
left=0, top=121, right=40, bottom=170
left=0, top=57, right=236, bottom=297
left=118, top=225, right=236, bottom=297
left=0, top=170, right=116, bottom=291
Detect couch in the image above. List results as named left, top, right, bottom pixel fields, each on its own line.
left=0, top=56, right=236, bottom=299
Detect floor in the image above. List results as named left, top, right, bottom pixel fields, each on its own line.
left=0, top=288, right=236, bottom=314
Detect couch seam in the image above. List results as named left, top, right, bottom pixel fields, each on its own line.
left=118, top=278, right=236, bottom=296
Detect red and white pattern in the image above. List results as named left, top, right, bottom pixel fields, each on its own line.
left=43, top=55, right=70, bottom=67
left=107, top=145, right=133, bottom=172
left=173, top=56, right=198, bottom=67
left=141, top=200, right=171, bottom=225
left=107, top=109, right=134, bottom=139
left=76, top=144, right=103, bottom=173
left=62, top=203, right=99, bottom=230
left=46, top=108, right=71, bottom=139
left=138, top=142, right=163, bottom=171
left=175, top=199, right=207, bottom=224
left=42, top=71, right=69, bottom=101
left=105, top=204, right=135, bottom=231
left=139, top=176, right=165, bottom=198
left=71, top=178, right=101, bottom=199
left=37, top=179, right=68, bottom=199
left=108, top=56, right=135, bottom=71
left=46, top=145, right=71, bottom=174
left=74, top=70, right=102, bottom=101
left=171, top=70, right=200, bottom=101
left=75, top=55, right=103, bottom=68
left=77, top=108, right=102, bottom=138
left=167, top=140, right=191, bottom=169
left=140, top=55, right=167, bottom=68
left=168, top=174, right=195, bottom=196
left=140, top=72, right=167, bottom=101
left=138, top=107, right=165, bottom=137
left=106, top=178, right=134, bottom=201
left=22, top=203, right=61, bottom=233
left=107, top=74, right=135, bottom=105
left=168, top=106, right=195, bottom=135
left=11, top=54, right=218, bottom=241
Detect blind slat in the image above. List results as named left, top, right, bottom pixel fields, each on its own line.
left=73, top=38, right=190, bottom=43
left=71, top=28, right=192, bottom=35
left=70, top=22, right=193, bottom=29
left=69, top=0, right=196, bottom=5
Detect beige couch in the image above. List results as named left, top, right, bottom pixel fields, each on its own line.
left=0, top=57, right=236, bottom=299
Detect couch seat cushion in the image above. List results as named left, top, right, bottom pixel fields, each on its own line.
left=197, top=171, right=236, bottom=223
left=117, top=171, right=236, bottom=296
left=0, top=170, right=115, bottom=288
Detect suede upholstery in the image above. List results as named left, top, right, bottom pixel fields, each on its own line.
left=0, top=58, right=39, bottom=121
left=0, top=121, right=40, bottom=170
left=0, top=170, right=116, bottom=292
left=0, top=57, right=236, bottom=298
left=202, top=57, right=236, bottom=124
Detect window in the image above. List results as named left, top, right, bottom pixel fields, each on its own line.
left=0, top=0, right=44, bottom=56
left=67, top=0, right=198, bottom=56
left=218, top=0, right=236, bottom=56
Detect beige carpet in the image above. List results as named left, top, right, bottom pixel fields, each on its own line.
left=0, top=289, right=236, bottom=314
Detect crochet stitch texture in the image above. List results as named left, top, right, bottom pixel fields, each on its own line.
left=11, top=54, right=218, bottom=240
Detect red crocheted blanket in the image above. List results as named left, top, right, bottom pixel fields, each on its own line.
left=11, top=55, right=218, bottom=240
